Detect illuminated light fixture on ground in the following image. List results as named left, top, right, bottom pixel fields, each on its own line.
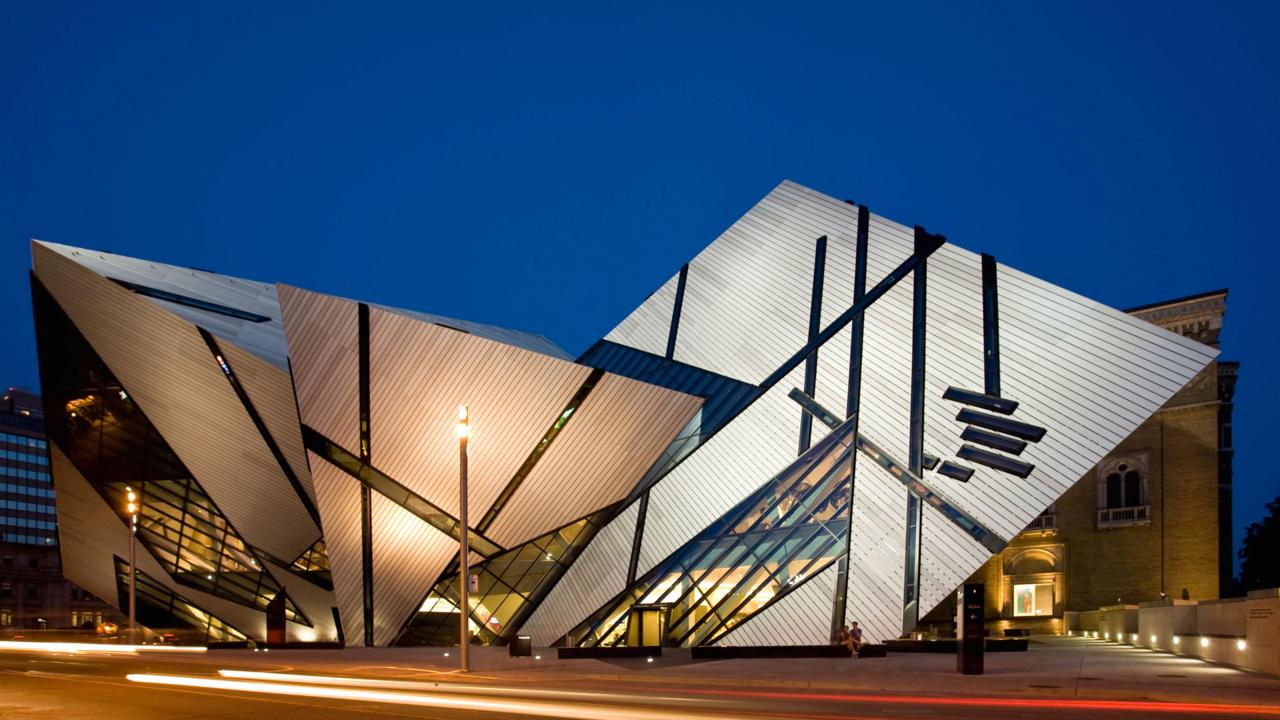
left=1200, top=637, right=1209, bottom=648
left=1237, top=640, right=1246, bottom=651
left=1174, top=636, right=1181, bottom=645
left=1151, top=635, right=1158, bottom=644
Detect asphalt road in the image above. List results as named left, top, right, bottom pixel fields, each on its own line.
left=0, top=649, right=1276, bottom=720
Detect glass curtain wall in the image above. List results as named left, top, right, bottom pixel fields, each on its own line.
left=396, top=508, right=613, bottom=646
left=565, top=420, right=856, bottom=647
left=33, top=278, right=309, bottom=627
left=113, top=558, right=248, bottom=643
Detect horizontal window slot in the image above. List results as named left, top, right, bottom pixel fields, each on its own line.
left=937, top=462, right=974, bottom=482
left=943, top=387, right=1019, bottom=415
left=956, top=408, right=1046, bottom=442
left=108, top=278, right=271, bottom=323
left=957, top=444, right=1036, bottom=479
left=960, top=427, right=1027, bottom=455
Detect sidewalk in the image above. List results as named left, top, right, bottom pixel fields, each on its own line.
left=146, top=636, right=1280, bottom=708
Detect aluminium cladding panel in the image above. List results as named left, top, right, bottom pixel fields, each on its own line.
left=520, top=502, right=640, bottom=646
left=634, top=366, right=807, bottom=578
left=370, top=492, right=456, bottom=647
left=308, top=450, right=366, bottom=647
left=485, top=373, right=703, bottom=548
left=712, top=561, right=839, bottom=647
left=906, top=244, right=1218, bottom=546
left=666, top=188, right=832, bottom=384
left=844, top=459, right=907, bottom=645
left=51, top=444, right=268, bottom=640
left=366, top=305, right=591, bottom=519
left=374, top=304, right=570, bottom=361
left=34, top=242, right=289, bottom=369
left=217, top=340, right=315, bottom=505
left=33, top=244, right=318, bottom=562
left=278, top=285, right=361, bottom=455
left=263, top=559, right=339, bottom=642
left=600, top=271, right=681, bottom=358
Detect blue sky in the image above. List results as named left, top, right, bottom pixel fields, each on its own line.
left=3, top=1, right=1275, bottom=566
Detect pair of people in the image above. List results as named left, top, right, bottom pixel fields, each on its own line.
left=836, top=622, right=863, bottom=657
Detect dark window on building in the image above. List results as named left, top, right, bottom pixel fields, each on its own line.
left=1105, top=465, right=1144, bottom=509
left=27, top=557, right=37, bottom=569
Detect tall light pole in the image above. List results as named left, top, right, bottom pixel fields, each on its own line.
left=456, top=405, right=470, bottom=673
left=125, top=486, right=138, bottom=645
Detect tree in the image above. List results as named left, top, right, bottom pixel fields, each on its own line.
left=1238, top=496, right=1280, bottom=591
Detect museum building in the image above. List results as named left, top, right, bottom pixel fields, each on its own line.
left=29, top=181, right=1218, bottom=647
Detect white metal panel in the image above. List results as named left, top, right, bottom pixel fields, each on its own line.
left=34, top=244, right=318, bottom=561
left=713, top=562, right=839, bottom=646
left=367, top=305, right=590, bottom=519
left=601, top=271, right=680, bottom=358
left=50, top=444, right=269, bottom=641
left=35, top=241, right=289, bottom=369
left=521, top=502, right=639, bottom=646
left=308, top=450, right=365, bottom=647
left=278, top=285, right=361, bottom=455
left=845, top=460, right=907, bottom=645
left=636, top=366, right=806, bottom=577
left=487, top=373, right=703, bottom=547
left=370, top=492, right=456, bottom=647
left=218, top=339, right=315, bottom=506
left=375, top=303, right=570, bottom=360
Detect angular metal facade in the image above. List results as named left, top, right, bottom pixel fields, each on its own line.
left=31, top=180, right=1216, bottom=647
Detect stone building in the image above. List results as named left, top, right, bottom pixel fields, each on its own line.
left=923, top=290, right=1236, bottom=634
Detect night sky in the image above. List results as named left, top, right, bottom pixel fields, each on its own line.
left=3, top=2, right=1275, bottom=567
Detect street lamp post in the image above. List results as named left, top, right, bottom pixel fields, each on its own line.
left=125, top=486, right=138, bottom=645
left=456, top=405, right=470, bottom=673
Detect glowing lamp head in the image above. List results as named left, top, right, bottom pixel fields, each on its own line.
left=1237, top=640, right=1246, bottom=651
left=126, top=488, right=138, bottom=514
left=456, top=405, right=470, bottom=438
left=1200, top=637, right=1209, bottom=648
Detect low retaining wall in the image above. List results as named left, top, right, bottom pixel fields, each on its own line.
left=1081, top=588, right=1279, bottom=676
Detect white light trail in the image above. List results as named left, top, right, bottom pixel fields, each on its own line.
left=0, top=641, right=206, bottom=654
left=217, top=669, right=711, bottom=705
left=128, top=673, right=757, bottom=720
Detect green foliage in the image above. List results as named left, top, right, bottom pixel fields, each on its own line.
left=1238, top=496, right=1280, bottom=591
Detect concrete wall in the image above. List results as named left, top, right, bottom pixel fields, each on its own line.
left=1098, top=604, right=1139, bottom=641
left=1095, top=589, right=1279, bottom=676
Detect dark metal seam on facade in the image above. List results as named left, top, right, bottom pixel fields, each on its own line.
left=956, top=444, right=1035, bottom=478
left=798, top=236, right=827, bottom=454
left=301, top=425, right=503, bottom=557
left=195, top=327, right=323, bottom=531
left=476, top=367, right=606, bottom=533
left=665, top=263, right=689, bottom=361
left=357, top=302, right=374, bottom=646
left=626, top=492, right=649, bottom=586
left=832, top=204, right=870, bottom=637
left=981, top=253, right=1001, bottom=397
left=759, top=231, right=945, bottom=392
left=902, top=225, right=933, bottom=636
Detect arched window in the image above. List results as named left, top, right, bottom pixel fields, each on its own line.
left=1098, top=457, right=1147, bottom=509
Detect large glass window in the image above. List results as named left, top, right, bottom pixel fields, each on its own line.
left=32, top=278, right=309, bottom=626
left=565, top=420, right=855, bottom=648
left=113, top=557, right=248, bottom=642
left=396, top=508, right=613, bottom=646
